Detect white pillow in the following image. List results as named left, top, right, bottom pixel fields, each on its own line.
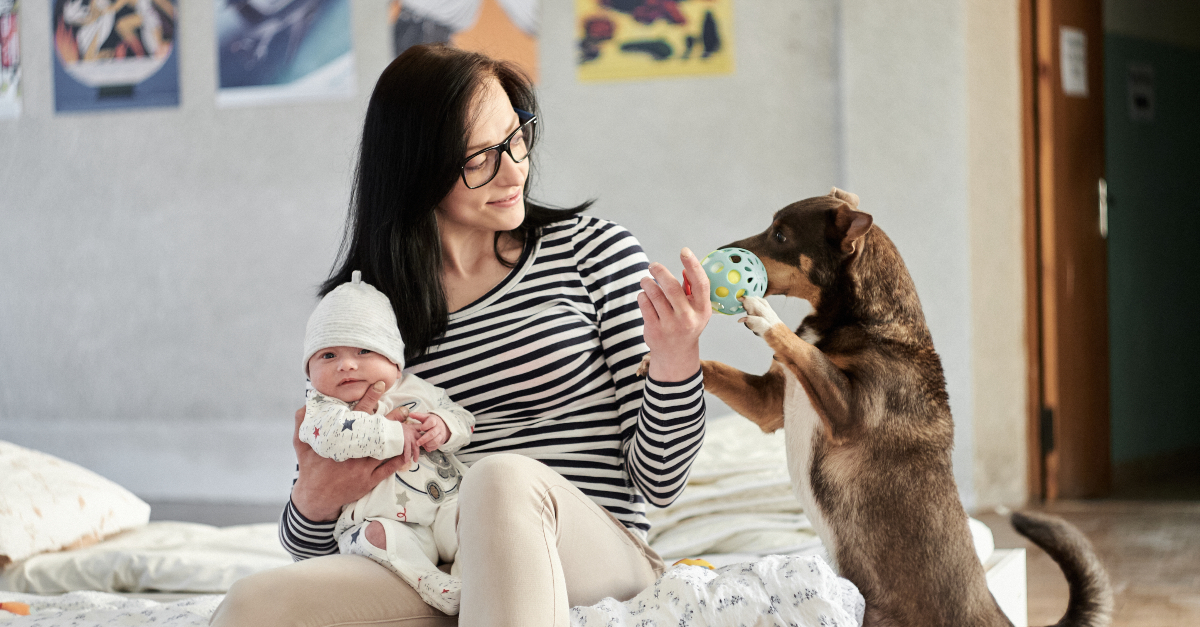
left=0, top=440, right=150, bottom=566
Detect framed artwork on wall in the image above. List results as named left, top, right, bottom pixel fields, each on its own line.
left=51, top=0, right=180, bottom=113
left=576, top=0, right=734, bottom=82
left=215, top=0, right=356, bottom=108
left=389, top=0, right=538, bottom=82
left=0, top=0, right=19, bottom=119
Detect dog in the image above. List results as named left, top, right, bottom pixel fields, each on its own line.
left=697, top=188, right=1112, bottom=626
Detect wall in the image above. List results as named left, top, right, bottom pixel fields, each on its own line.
left=1104, top=0, right=1200, bottom=464
left=966, top=0, right=1027, bottom=507
left=1, top=1, right=394, bottom=501
left=1, top=1, right=1029, bottom=510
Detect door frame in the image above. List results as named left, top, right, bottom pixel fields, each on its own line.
left=1021, top=0, right=1112, bottom=501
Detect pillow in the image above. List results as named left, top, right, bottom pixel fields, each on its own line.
left=0, top=440, right=150, bottom=566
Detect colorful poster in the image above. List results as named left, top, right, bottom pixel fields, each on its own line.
left=52, top=0, right=180, bottom=113
left=0, top=0, right=18, bottom=119
left=576, top=0, right=734, bottom=82
left=215, top=0, right=356, bottom=108
left=388, top=0, right=538, bottom=81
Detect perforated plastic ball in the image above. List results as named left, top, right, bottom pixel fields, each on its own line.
left=701, top=248, right=768, bottom=315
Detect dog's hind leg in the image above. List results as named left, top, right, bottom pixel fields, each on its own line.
left=701, top=359, right=786, bottom=432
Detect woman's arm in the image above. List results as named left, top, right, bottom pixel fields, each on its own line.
left=574, top=218, right=709, bottom=508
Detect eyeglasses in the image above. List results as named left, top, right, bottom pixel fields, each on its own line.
left=460, top=109, right=537, bottom=189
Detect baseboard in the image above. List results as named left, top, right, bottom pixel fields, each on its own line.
left=4, top=420, right=296, bottom=504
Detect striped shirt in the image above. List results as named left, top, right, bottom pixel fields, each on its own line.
left=281, top=216, right=706, bottom=560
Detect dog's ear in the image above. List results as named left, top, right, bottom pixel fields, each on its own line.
left=833, top=204, right=873, bottom=254
left=828, top=187, right=860, bottom=208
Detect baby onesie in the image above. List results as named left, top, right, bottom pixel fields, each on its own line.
left=300, top=374, right=473, bottom=614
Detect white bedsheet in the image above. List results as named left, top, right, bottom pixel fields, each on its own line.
left=0, top=522, right=290, bottom=594
left=0, top=557, right=864, bottom=627
left=0, top=591, right=221, bottom=626
left=572, top=555, right=864, bottom=627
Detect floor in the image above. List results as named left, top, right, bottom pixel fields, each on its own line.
left=974, top=500, right=1200, bottom=627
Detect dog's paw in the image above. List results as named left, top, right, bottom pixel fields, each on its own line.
left=636, top=353, right=652, bottom=378
left=739, top=296, right=783, bottom=337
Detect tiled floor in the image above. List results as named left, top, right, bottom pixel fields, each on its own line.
left=974, top=500, right=1200, bottom=627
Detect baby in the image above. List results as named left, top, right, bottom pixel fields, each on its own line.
left=300, top=271, right=473, bottom=614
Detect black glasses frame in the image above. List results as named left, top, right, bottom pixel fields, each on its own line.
left=460, top=108, right=537, bottom=189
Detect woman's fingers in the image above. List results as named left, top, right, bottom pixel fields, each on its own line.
left=639, top=274, right=673, bottom=317
left=356, top=381, right=387, bottom=415
left=407, top=434, right=421, bottom=465
left=372, top=455, right=408, bottom=482
left=637, top=291, right=661, bottom=327
left=679, top=247, right=710, bottom=312
left=384, top=406, right=409, bottom=422
left=416, top=429, right=437, bottom=450
left=648, top=262, right=688, bottom=310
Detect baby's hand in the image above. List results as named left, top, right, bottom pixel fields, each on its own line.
left=411, top=412, right=450, bottom=452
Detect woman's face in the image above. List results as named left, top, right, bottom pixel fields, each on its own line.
left=436, top=78, right=529, bottom=235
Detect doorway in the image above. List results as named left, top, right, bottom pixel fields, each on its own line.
left=1103, top=3, right=1200, bottom=499
left=1023, top=0, right=1200, bottom=501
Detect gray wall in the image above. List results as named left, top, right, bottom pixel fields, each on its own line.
left=0, top=1, right=1022, bottom=509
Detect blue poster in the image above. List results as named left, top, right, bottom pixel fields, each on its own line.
left=215, top=0, right=356, bottom=108
left=52, top=0, right=180, bottom=113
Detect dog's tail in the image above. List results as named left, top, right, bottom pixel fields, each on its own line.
left=1011, top=511, right=1113, bottom=627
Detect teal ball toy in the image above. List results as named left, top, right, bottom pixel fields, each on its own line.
left=701, top=248, right=768, bottom=315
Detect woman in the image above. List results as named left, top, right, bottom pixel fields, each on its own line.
left=211, top=45, right=710, bottom=627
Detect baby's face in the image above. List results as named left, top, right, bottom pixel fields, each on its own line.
left=308, top=347, right=401, bottom=403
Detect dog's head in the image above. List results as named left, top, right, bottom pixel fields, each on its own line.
left=725, top=188, right=872, bottom=311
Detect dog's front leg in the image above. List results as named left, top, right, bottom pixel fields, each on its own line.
left=701, top=360, right=786, bottom=432
left=740, top=297, right=854, bottom=439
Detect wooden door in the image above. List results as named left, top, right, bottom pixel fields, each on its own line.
left=1025, top=0, right=1111, bottom=499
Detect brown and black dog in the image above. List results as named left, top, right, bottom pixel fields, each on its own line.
left=700, top=188, right=1112, bottom=627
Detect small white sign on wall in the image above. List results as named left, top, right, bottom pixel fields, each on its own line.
left=1060, top=26, right=1088, bottom=97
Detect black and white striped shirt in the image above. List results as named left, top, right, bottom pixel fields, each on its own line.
left=281, top=216, right=706, bottom=559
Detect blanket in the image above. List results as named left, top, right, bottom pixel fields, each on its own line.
left=572, top=555, right=863, bottom=627
left=0, top=591, right=221, bottom=626
left=0, top=556, right=862, bottom=627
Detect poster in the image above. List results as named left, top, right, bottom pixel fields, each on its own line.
left=0, top=0, right=18, bottom=119
left=388, top=0, right=538, bottom=81
left=576, top=0, right=734, bottom=82
left=52, top=0, right=180, bottom=113
left=215, top=0, right=356, bottom=108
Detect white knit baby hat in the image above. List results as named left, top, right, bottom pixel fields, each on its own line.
left=303, top=271, right=406, bottom=374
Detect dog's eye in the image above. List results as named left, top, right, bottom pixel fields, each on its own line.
left=772, top=229, right=786, bottom=243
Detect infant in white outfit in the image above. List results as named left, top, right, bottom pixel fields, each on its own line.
left=300, top=271, right=473, bottom=615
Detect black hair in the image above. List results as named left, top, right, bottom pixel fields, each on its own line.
left=321, top=45, right=590, bottom=361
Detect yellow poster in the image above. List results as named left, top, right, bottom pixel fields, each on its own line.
left=576, top=0, right=734, bottom=82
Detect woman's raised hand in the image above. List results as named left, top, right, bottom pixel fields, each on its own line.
left=637, top=247, right=712, bottom=382
left=289, top=382, right=416, bottom=522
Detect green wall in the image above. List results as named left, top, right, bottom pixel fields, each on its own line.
left=1105, top=33, right=1200, bottom=463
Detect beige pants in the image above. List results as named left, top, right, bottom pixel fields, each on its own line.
left=210, top=454, right=665, bottom=627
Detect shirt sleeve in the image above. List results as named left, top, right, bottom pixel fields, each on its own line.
left=300, top=389, right=408, bottom=461
left=279, top=494, right=338, bottom=560
left=572, top=217, right=706, bottom=508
